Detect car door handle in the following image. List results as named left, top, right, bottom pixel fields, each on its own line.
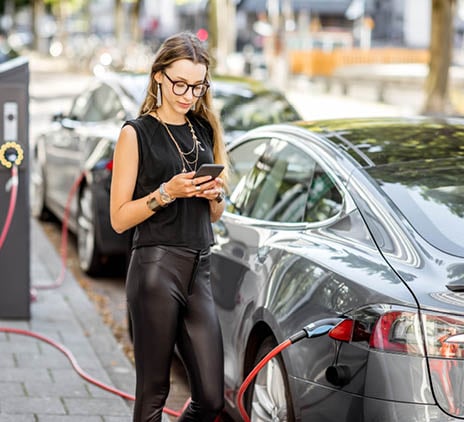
left=256, top=245, right=270, bottom=263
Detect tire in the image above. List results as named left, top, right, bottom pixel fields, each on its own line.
left=247, top=337, right=295, bottom=422
left=77, top=184, right=103, bottom=276
left=30, top=152, right=50, bottom=220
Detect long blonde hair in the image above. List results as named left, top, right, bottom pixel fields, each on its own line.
left=140, top=32, right=229, bottom=183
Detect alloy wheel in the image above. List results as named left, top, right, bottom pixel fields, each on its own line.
left=77, top=184, right=101, bottom=275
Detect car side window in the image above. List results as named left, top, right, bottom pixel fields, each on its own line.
left=228, top=138, right=269, bottom=192
left=69, top=90, right=93, bottom=121
left=229, top=138, right=315, bottom=223
left=304, top=164, right=343, bottom=223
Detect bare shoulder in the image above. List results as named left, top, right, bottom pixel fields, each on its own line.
left=120, top=123, right=137, bottom=138
left=117, top=124, right=138, bottom=146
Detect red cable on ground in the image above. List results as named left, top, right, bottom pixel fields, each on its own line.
left=236, top=339, right=293, bottom=422
left=34, top=171, right=85, bottom=290
left=0, top=327, right=183, bottom=418
left=0, top=170, right=224, bottom=421
left=0, top=170, right=187, bottom=418
left=0, top=165, right=18, bottom=250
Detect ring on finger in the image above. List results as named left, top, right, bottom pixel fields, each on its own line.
left=196, top=185, right=201, bottom=191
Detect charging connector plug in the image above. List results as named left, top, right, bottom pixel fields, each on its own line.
left=289, top=317, right=344, bottom=344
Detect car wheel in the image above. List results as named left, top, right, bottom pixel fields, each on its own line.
left=247, top=337, right=295, bottom=422
left=30, top=153, right=50, bottom=220
left=77, top=184, right=103, bottom=276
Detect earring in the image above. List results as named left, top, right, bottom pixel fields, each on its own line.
left=191, top=102, right=196, bottom=111
left=156, top=83, right=162, bottom=107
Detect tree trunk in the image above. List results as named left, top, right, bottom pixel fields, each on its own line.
left=31, top=0, right=43, bottom=51
left=208, top=0, right=218, bottom=69
left=422, top=0, right=456, bottom=115
left=130, top=0, right=142, bottom=43
left=208, top=0, right=236, bottom=73
left=114, top=0, right=124, bottom=44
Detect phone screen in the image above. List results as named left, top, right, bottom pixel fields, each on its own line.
left=194, top=164, right=224, bottom=179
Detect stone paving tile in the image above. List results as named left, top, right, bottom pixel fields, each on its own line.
left=0, top=415, right=35, bottom=422
left=0, top=352, right=15, bottom=368
left=0, top=382, right=24, bottom=396
left=64, top=397, right=131, bottom=416
left=1, top=396, right=66, bottom=414
left=0, top=367, right=51, bottom=383
left=24, top=379, right=90, bottom=398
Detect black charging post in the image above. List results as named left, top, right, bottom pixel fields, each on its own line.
left=0, top=56, right=30, bottom=319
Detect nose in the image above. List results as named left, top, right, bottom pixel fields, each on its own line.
left=183, top=88, right=194, bottom=101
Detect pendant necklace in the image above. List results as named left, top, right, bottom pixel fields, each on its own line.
left=154, top=111, right=201, bottom=173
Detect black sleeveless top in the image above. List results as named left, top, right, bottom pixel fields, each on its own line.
left=123, top=112, right=215, bottom=250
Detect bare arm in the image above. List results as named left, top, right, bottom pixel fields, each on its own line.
left=110, top=125, right=164, bottom=234
left=209, top=196, right=226, bottom=222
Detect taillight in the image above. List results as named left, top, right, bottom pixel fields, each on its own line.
left=423, top=312, right=464, bottom=417
left=93, top=159, right=113, bottom=171
left=422, top=312, right=464, bottom=358
left=369, top=310, right=424, bottom=355
left=105, top=159, right=113, bottom=171
left=328, top=305, right=464, bottom=417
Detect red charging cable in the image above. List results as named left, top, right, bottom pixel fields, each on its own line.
left=236, top=319, right=344, bottom=421
left=236, top=339, right=292, bottom=422
left=0, top=165, right=18, bottom=250
left=34, top=171, right=84, bottom=290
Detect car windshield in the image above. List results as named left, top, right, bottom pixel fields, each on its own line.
left=118, top=73, right=148, bottom=105
left=367, top=158, right=464, bottom=257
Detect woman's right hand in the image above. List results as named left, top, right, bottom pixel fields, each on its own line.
left=164, top=171, right=215, bottom=199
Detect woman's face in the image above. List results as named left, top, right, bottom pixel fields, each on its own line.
left=156, top=59, right=207, bottom=119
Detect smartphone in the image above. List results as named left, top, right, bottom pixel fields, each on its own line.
left=194, top=164, right=224, bottom=183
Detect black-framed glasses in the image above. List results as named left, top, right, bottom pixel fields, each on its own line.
left=163, top=71, right=209, bottom=98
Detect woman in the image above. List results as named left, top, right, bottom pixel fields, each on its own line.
left=110, top=32, right=228, bottom=422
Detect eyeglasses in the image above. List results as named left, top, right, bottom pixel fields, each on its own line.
left=163, top=71, right=209, bottom=98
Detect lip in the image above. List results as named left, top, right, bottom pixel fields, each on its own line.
left=178, top=101, right=192, bottom=109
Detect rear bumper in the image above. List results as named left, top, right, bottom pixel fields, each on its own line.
left=293, top=378, right=461, bottom=422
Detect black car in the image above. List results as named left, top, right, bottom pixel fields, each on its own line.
left=211, top=116, right=464, bottom=421
left=211, top=75, right=301, bottom=143
left=31, top=72, right=301, bottom=275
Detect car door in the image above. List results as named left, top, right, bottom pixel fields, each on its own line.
left=45, top=82, right=125, bottom=218
left=45, top=88, right=93, bottom=211
left=211, top=133, right=326, bottom=391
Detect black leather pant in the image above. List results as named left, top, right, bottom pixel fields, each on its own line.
left=126, top=245, right=224, bottom=422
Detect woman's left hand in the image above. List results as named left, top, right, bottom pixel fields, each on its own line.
left=195, top=177, right=224, bottom=201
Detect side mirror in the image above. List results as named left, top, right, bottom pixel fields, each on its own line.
left=52, top=112, right=65, bottom=122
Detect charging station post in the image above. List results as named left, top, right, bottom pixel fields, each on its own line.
left=0, top=56, right=30, bottom=319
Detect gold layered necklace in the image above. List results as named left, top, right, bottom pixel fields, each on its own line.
left=154, top=111, right=202, bottom=173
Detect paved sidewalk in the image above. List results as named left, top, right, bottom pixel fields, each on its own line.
left=0, top=218, right=136, bottom=421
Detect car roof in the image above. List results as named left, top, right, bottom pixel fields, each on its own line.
left=97, top=71, right=148, bottom=105
left=211, top=74, right=285, bottom=97
left=294, top=116, right=464, bottom=168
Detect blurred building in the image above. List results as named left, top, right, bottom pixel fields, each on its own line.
left=235, top=0, right=432, bottom=51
